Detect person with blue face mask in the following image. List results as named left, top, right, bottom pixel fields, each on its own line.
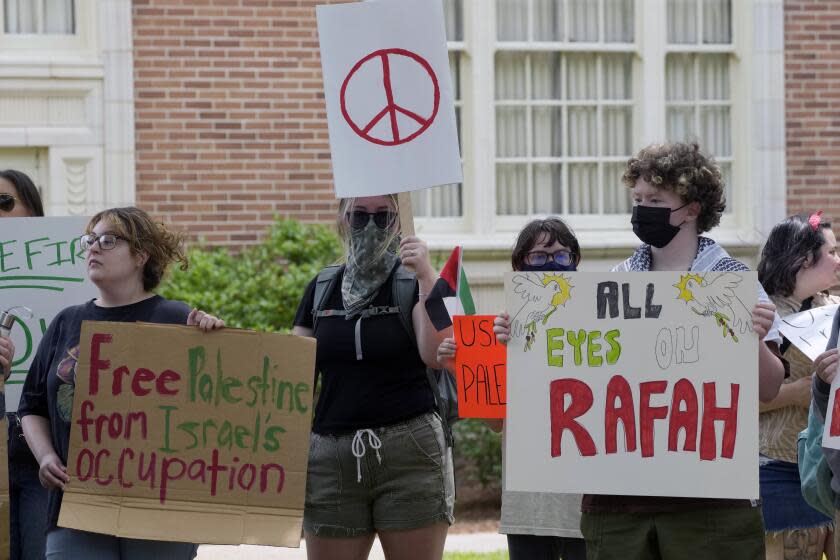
left=437, top=217, right=587, bottom=560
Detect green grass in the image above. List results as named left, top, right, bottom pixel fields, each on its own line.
left=443, top=552, right=509, bottom=560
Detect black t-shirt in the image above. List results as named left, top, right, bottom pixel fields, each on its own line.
left=293, top=268, right=435, bottom=435
left=18, top=295, right=190, bottom=530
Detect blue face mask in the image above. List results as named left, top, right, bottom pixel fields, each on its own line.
left=522, top=262, right=577, bottom=272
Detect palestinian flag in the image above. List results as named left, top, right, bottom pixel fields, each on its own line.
left=425, top=246, right=475, bottom=331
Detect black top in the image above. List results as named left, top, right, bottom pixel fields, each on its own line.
left=18, top=295, right=191, bottom=530
left=293, top=268, right=434, bottom=435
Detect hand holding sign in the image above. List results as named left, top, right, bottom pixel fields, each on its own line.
left=454, top=315, right=507, bottom=419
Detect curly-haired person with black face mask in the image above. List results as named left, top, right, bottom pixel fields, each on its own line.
left=580, top=142, right=788, bottom=560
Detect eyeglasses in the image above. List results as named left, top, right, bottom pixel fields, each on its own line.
left=80, top=233, right=128, bottom=251
left=0, top=194, right=19, bottom=213
left=524, top=250, right=575, bottom=267
left=347, top=210, right=396, bottom=230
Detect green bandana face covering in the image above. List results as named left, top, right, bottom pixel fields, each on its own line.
left=341, top=220, right=400, bottom=315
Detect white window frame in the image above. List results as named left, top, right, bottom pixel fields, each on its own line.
left=419, top=0, right=786, bottom=252
left=0, top=0, right=96, bottom=54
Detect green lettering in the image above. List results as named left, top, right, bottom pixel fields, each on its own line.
left=546, top=328, right=565, bottom=367
left=24, top=237, right=48, bottom=269
left=188, top=346, right=206, bottom=403
left=587, top=330, right=603, bottom=367
left=567, top=329, right=587, bottom=366
left=605, top=329, right=622, bottom=364
left=158, top=406, right=178, bottom=453
left=0, top=240, right=20, bottom=272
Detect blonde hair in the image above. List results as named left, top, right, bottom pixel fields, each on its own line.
left=336, top=195, right=400, bottom=262
left=86, top=207, right=188, bottom=291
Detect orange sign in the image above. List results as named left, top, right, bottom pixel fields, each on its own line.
left=454, top=315, right=507, bottom=418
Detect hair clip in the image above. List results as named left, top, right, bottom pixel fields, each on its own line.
left=809, top=210, right=824, bottom=231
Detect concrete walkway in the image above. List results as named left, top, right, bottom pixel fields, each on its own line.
left=197, top=532, right=508, bottom=559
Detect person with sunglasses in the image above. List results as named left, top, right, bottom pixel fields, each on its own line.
left=436, top=217, right=587, bottom=560
left=0, top=169, right=49, bottom=560
left=18, top=207, right=224, bottom=559
left=292, top=195, right=453, bottom=560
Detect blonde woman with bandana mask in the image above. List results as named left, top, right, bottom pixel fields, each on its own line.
left=292, top=195, right=454, bottom=560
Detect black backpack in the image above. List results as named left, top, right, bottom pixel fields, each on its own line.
left=311, top=264, right=459, bottom=446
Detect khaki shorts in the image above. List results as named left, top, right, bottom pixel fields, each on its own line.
left=303, top=412, right=455, bottom=537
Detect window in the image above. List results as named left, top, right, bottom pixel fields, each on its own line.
left=665, top=0, right=734, bottom=210
left=4, top=0, right=75, bottom=34
left=405, top=0, right=777, bottom=246
left=412, top=0, right=464, bottom=218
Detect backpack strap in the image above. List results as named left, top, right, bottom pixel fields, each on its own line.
left=391, top=264, right=418, bottom=343
left=312, top=264, right=344, bottom=332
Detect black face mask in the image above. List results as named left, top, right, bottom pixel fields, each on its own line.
left=631, top=204, right=688, bottom=249
left=522, top=262, right=577, bottom=272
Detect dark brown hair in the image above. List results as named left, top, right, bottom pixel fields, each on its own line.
left=86, top=207, right=188, bottom=291
left=0, top=169, right=44, bottom=217
left=511, top=217, right=581, bottom=271
left=623, top=142, right=726, bottom=233
left=758, top=214, right=832, bottom=297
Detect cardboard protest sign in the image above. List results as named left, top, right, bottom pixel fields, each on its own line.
left=820, top=337, right=840, bottom=450
left=316, top=0, right=462, bottom=197
left=0, top=216, right=96, bottom=412
left=59, top=322, right=316, bottom=547
left=0, top=400, right=8, bottom=560
left=779, top=304, right=839, bottom=362
left=504, top=271, right=760, bottom=499
left=453, top=315, right=506, bottom=418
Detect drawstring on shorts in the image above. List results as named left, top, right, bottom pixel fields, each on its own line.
left=351, top=429, right=383, bottom=483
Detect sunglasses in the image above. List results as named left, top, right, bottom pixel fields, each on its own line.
left=0, top=193, right=19, bottom=213
left=80, top=233, right=128, bottom=251
left=347, top=210, right=396, bottom=230
left=524, top=250, right=575, bottom=267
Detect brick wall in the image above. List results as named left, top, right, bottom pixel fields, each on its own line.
left=786, top=0, right=840, bottom=223
left=133, top=0, right=344, bottom=245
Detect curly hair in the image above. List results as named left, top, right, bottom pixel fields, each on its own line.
left=86, top=207, right=188, bottom=291
left=758, top=214, right=832, bottom=297
left=623, top=142, right=726, bottom=233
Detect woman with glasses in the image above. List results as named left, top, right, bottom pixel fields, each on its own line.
left=437, top=217, right=587, bottom=560
left=0, top=169, right=49, bottom=560
left=18, top=206, right=224, bottom=559
left=292, top=195, right=453, bottom=560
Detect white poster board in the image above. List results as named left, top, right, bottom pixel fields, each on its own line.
left=778, top=304, right=839, bottom=362
left=0, top=217, right=96, bottom=411
left=316, top=0, right=462, bottom=197
left=820, top=337, right=840, bottom=450
left=504, top=271, right=760, bottom=499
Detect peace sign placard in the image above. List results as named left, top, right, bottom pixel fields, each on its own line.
left=317, top=0, right=462, bottom=198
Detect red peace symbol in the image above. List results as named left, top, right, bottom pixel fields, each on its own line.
left=340, top=48, right=440, bottom=146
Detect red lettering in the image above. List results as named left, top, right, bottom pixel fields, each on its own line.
left=639, top=381, right=668, bottom=458
left=604, top=375, right=636, bottom=454
left=237, top=464, right=256, bottom=491
left=700, top=382, right=739, bottom=460
left=131, top=367, right=155, bottom=396
left=94, top=449, right=113, bottom=486
left=76, top=400, right=95, bottom=442
left=112, top=365, right=130, bottom=396
left=831, top=388, right=840, bottom=437
left=668, top=379, right=698, bottom=452
left=160, top=456, right=186, bottom=504
left=76, top=448, right=95, bottom=482
left=549, top=379, right=596, bottom=457
left=158, top=369, right=180, bottom=396
left=88, top=333, right=113, bottom=396
left=260, top=463, right=285, bottom=494
left=118, top=448, right=134, bottom=488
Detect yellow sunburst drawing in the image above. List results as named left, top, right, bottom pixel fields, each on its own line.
left=673, top=273, right=704, bottom=304
left=536, top=273, right=574, bottom=324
